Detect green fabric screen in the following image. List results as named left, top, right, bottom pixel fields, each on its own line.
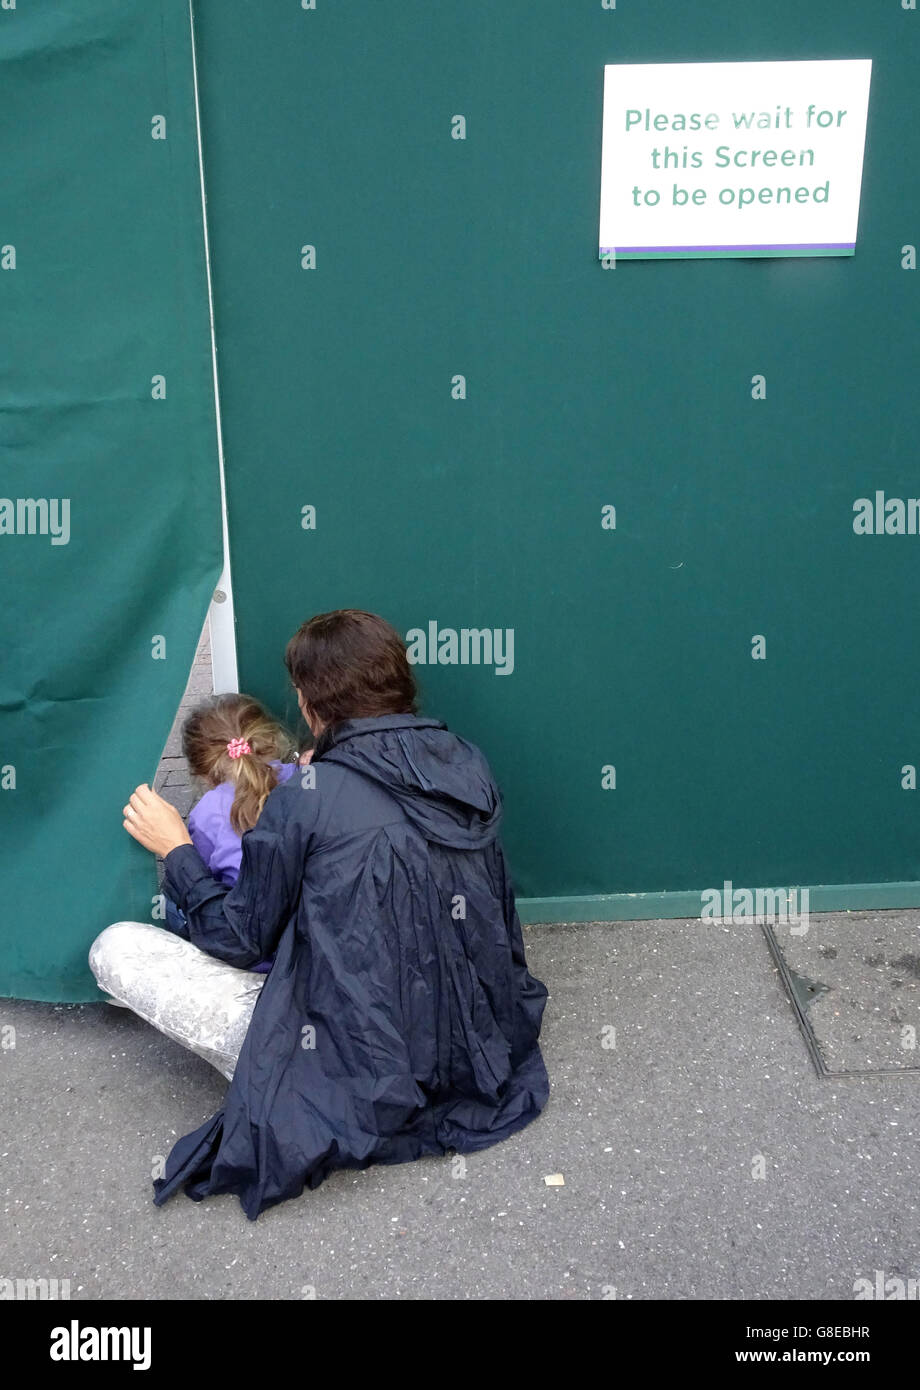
left=0, top=2, right=222, bottom=1000
left=4, top=1, right=919, bottom=1004
left=193, top=0, right=919, bottom=915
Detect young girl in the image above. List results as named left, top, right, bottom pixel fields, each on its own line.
left=164, top=694, right=301, bottom=972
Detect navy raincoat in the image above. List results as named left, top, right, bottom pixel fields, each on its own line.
left=154, top=714, right=550, bottom=1219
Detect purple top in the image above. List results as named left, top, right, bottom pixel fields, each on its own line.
left=188, top=761, right=298, bottom=972
left=188, top=761, right=298, bottom=885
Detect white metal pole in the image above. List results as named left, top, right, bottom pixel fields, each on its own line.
left=188, top=0, right=239, bottom=694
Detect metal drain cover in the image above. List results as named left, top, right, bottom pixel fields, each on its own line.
left=761, top=910, right=920, bottom=1077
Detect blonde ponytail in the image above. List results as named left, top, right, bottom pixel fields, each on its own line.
left=228, top=752, right=279, bottom=834
left=182, top=693, right=295, bottom=835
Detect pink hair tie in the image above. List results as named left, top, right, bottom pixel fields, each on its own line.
left=226, top=738, right=252, bottom=759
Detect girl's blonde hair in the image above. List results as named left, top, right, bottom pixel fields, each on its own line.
left=182, top=694, right=294, bottom=835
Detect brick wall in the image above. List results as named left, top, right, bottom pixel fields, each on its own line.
left=153, top=620, right=213, bottom=820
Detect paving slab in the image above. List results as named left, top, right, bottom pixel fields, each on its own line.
left=764, top=911, right=920, bottom=1076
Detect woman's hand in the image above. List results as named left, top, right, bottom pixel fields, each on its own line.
left=123, top=784, right=193, bottom=859
left=299, top=749, right=314, bottom=766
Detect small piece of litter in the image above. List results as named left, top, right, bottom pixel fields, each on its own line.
left=543, top=1173, right=565, bottom=1187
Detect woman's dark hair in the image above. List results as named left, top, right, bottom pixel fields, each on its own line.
left=284, top=609, right=418, bottom=729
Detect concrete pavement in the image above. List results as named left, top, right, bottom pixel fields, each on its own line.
left=2, top=910, right=918, bottom=1299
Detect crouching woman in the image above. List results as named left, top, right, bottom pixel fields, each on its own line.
left=89, top=609, right=550, bottom=1220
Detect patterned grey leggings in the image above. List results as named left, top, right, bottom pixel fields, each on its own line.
left=88, top=922, right=265, bottom=1080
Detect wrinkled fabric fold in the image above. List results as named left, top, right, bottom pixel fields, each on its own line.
left=153, top=1111, right=225, bottom=1205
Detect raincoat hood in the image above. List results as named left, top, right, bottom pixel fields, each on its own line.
left=312, top=714, right=502, bottom=850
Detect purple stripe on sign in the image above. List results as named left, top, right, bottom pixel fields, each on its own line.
left=604, top=243, right=855, bottom=253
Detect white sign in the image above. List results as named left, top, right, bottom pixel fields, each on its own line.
left=599, top=59, right=872, bottom=260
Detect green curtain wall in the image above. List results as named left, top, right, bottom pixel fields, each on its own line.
left=0, top=2, right=222, bottom=1001
left=3, top=0, right=918, bottom=1002
left=193, top=0, right=919, bottom=910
